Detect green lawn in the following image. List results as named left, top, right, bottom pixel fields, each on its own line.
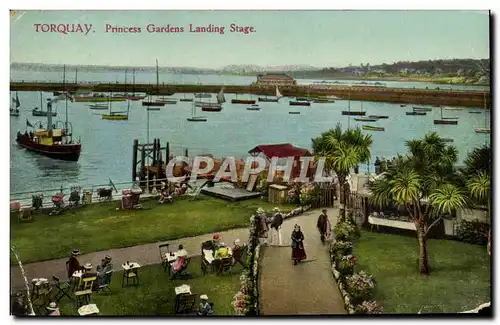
left=354, top=231, right=491, bottom=313
left=55, top=256, right=241, bottom=316
left=11, top=195, right=294, bottom=264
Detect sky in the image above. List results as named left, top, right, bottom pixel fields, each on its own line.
left=10, top=10, right=490, bottom=68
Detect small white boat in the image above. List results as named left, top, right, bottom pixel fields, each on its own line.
left=247, top=104, right=261, bottom=111
left=475, top=128, right=491, bottom=134
left=443, top=106, right=464, bottom=111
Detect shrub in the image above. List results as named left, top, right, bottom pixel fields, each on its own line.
left=330, top=241, right=353, bottom=261
left=355, top=301, right=383, bottom=314
left=455, top=219, right=489, bottom=245
left=344, top=271, right=375, bottom=304
left=337, top=254, right=356, bottom=277
left=333, top=221, right=357, bottom=241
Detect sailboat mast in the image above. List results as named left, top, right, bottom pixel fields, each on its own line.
left=156, top=59, right=159, bottom=94
left=39, top=90, right=42, bottom=109
left=64, top=65, right=68, bottom=128
left=124, top=69, right=128, bottom=95
left=132, top=68, right=136, bottom=95
left=75, top=68, right=78, bottom=84
left=348, top=90, right=351, bottom=130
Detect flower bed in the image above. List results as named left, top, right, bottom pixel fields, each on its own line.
left=330, top=209, right=383, bottom=314
left=232, top=204, right=311, bottom=315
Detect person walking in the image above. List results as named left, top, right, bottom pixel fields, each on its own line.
left=317, top=209, right=329, bottom=244
left=291, top=224, right=307, bottom=265
left=270, top=207, right=283, bottom=246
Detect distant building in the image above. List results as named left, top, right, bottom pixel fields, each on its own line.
left=256, top=73, right=296, bottom=86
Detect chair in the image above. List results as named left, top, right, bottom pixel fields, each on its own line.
left=122, top=266, right=139, bottom=287
left=232, top=246, right=247, bottom=267
left=175, top=293, right=197, bottom=314
left=201, top=241, right=214, bottom=275
left=31, top=282, right=52, bottom=314
left=158, top=243, right=170, bottom=272
left=74, top=276, right=96, bottom=308
left=216, top=257, right=233, bottom=275
left=52, top=275, right=73, bottom=303
left=96, top=270, right=113, bottom=293
left=171, top=257, right=191, bottom=280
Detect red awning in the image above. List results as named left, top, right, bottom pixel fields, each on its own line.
left=248, top=143, right=312, bottom=159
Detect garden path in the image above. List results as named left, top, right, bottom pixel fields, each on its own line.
left=258, top=208, right=347, bottom=315
left=10, top=227, right=250, bottom=290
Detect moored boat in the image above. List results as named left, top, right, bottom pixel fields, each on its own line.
left=362, top=125, right=384, bottom=131
left=406, top=111, right=426, bottom=116
left=10, top=92, right=20, bottom=116
left=127, top=94, right=146, bottom=101
left=88, top=104, right=108, bottom=110
left=70, top=93, right=127, bottom=103
left=468, top=111, right=482, bottom=114
left=201, top=104, right=222, bottom=112
left=247, top=104, right=261, bottom=111
left=145, top=107, right=161, bottom=111
left=444, top=106, right=464, bottom=111
left=342, top=111, right=366, bottom=116
left=475, top=128, right=491, bottom=134
left=290, top=101, right=311, bottom=106
left=288, top=111, right=301, bottom=114
left=413, top=106, right=432, bottom=112
left=441, top=138, right=454, bottom=143
left=232, top=99, right=256, bottom=104
left=313, top=98, right=336, bottom=103
left=354, top=117, right=378, bottom=122
left=32, top=108, right=57, bottom=117
left=194, top=93, right=212, bottom=99
left=143, top=101, right=165, bottom=107
left=434, top=119, right=458, bottom=125
left=258, top=97, right=279, bottom=102
left=368, top=115, right=389, bottom=119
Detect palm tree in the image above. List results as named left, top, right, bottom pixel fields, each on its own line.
left=311, top=123, right=373, bottom=211
left=462, top=144, right=491, bottom=255
left=369, top=132, right=468, bottom=274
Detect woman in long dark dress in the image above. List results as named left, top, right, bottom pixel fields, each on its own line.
left=291, top=224, right=307, bottom=265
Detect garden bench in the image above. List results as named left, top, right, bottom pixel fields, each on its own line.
left=368, top=215, right=416, bottom=231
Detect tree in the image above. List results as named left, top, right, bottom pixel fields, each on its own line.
left=461, top=144, right=492, bottom=254
left=311, top=123, right=373, bottom=210
left=368, top=132, right=468, bottom=274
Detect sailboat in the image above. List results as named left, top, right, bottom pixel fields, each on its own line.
left=342, top=96, right=366, bottom=116
left=434, top=106, right=458, bottom=125
left=180, top=91, right=194, bottom=102
left=87, top=103, right=108, bottom=110
left=10, top=92, right=20, bottom=116
left=187, top=101, right=207, bottom=122
left=412, top=106, right=432, bottom=112
left=201, top=88, right=224, bottom=112
left=32, top=91, right=57, bottom=116
left=443, top=106, right=464, bottom=111
left=194, top=93, right=212, bottom=99
left=102, top=93, right=130, bottom=120
left=16, top=65, right=82, bottom=161
left=127, top=68, right=147, bottom=101
left=142, top=60, right=166, bottom=107
left=258, top=86, right=282, bottom=102
left=475, top=94, right=490, bottom=134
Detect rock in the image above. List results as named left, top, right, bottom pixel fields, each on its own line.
left=348, top=307, right=355, bottom=314
left=341, top=289, right=349, bottom=298
left=344, top=295, right=350, bottom=305
left=333, top=269, right=340, bottom=280
left=338, top=282, right=343, bottom=291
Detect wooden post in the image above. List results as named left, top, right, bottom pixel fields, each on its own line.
left=140, top=145, right=146, bottom=177
left=132, top=139, right=138, bottom=182
left=156, top=138, right=161, bottom=180
left=166, top=141, right=170, bottom=162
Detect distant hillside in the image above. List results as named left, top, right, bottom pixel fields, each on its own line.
left=11, top=58, right=490, bottom=84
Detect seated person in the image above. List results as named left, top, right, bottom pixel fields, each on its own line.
left=212, top=234, right=222, bottom=250
left=172, top=245, right=188, bottom=274
left=82, top=262, right=97, bottom=279
left=197, top=295, right=214, bottom=316
left=214, top=243, right=230, bottom=259
left=96, top=255, right=113, bottom=287
left=158, top=182, right=173, bottom=203
left=46, top=302, right=60, bottom=316
left=67, top=248, right=84, bottom=279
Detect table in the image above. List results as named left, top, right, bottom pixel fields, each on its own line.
left=203, top=247, right=233, bottom=264
left=78, top=304, right=100, bottom=316
left=31, top=278, right=51, bottom=313
left=121, top=262, right=141, bottom=286
left=174, top=284, right=193, bottom=313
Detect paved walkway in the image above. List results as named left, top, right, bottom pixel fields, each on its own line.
left=10, top=227, right=250, bottom=290
left=258, top=208, right=346, bottom=315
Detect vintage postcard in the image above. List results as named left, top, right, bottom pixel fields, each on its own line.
left=9, top=10, right=491, bottom=316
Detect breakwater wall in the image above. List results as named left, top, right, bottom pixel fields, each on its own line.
left=10, top=82, right=491, bottom=108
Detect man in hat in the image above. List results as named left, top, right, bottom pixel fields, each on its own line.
left=212, top=233, right=222, bottom=250
left=197, top=294, right=214, bottom=315
left=317, top=209, right=330, bottom=244
left=270, top=207, right=283, bottom=246
left=82, top=263, right=97, bottom=279
left=66, top=248, right=83, bottom=279
left=46, top=302, right=60, bottom=316
left=96, top=255, right=113, bottom=287
left=255, top=208, right=269, bottom=245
